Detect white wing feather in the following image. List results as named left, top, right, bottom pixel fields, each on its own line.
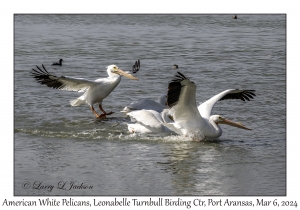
left=47, top=76, right=97, bottom=92
left=122, top=98, right=166, bottom=113
left=168, top=79, right=202, bottom=124
left=198, top=89, right=256, bottom=119
left=127, top=110, right=165, bottom=132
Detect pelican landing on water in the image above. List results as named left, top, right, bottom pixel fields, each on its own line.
left=31, top=60, right=140, bottom=118
left=125, top=71, right=255, bottom=140
left=164, top=72, right=255, bottom=139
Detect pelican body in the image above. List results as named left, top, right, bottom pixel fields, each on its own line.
left=31, top=60, right=140, bottom=118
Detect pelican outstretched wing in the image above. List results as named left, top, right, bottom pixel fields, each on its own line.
left=31, top=64, right=96, bottom=92
left=198, top=89, right=256, bottom=119
left=166, top=72, right=202, bottom=123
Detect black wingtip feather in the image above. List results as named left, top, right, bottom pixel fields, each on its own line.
left=166, top=72, right=190, bottom=108
left=220, top=90, right=256, bottom=101
left=177, top=72, right=187, bottom=79
left=132, top=59, right=140, bottom=74
left=42, top=64, right=50, bottom=74
left=30, top=64, right=65, bottom=89
left=170, top=71, right=188, bottom=83
left=167, top=82, right=182, bottom=108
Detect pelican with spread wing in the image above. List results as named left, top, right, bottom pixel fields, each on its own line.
left=31, top=60, right=140, bottom=118
left=163, top=72, right=255, bottom=139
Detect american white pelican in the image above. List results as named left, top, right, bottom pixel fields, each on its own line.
left=31, top=60, right=140, bottom=118
left=163, top=72, right=255, bottom=139
left=121, top=94, right=167, bottom=113
left=52, top=59, right=63, bottom=66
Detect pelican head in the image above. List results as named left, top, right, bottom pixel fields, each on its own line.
left=212, top=115, right=252, bottom=130
left=107, top=65, right=139, bottom=80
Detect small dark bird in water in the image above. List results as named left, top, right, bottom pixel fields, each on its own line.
left=172, top=64, right=179, bottom=69
left=233, top=15, right=237, bottom=19
left=52, top=59, right=63, bottom=66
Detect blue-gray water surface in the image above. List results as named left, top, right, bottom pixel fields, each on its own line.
left=14, top=14, right=286, bottom=196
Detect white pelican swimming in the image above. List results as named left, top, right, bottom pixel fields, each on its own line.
left=125, top=72, right=255, bottom=139
left=163, top=72, right=255, bottom=139
left=31, top=60, right=140, bottom=118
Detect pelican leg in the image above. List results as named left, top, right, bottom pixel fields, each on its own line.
left=99, top=104, right=114, bottom=117
left=90, top=105, right=101, bottom=118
